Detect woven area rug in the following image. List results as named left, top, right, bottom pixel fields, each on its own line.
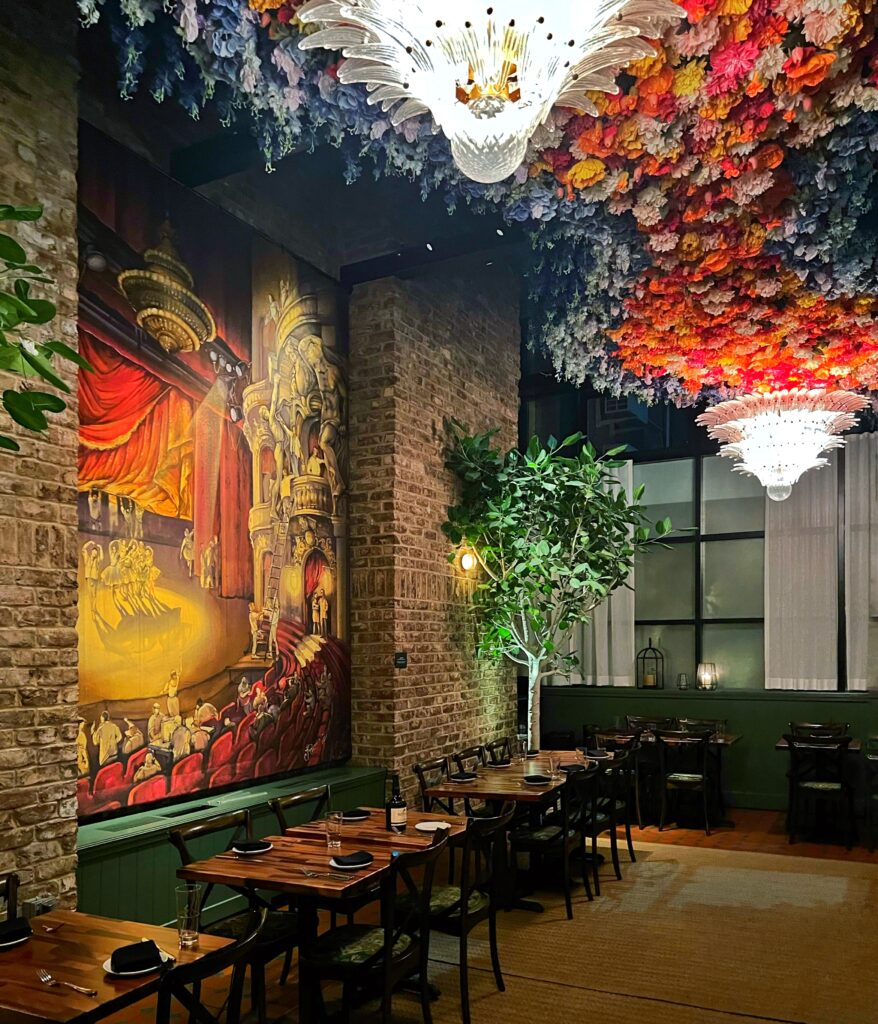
left=107, top=840, right=878, bottom=1023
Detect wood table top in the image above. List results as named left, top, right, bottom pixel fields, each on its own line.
left=597, top=729, right=741, bottom=746
left=284, top=807, right=470, bottom=846
left=425, top=751, right=579, bottom=804
left=178, top=833, right=419, bottom=902
left=0, top=908, right=230, bottom=1024
left=775, top=736, right=861, bottom=751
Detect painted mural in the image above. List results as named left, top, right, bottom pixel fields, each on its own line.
left=75, top=126, right=350, bottom=818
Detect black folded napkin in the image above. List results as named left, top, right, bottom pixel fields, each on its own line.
left=559, top=764, right=586, bottom=774
left=449, top=771, right=477, bottom=781
left=523, top=774, right=551, bottom=784
left=486, top=759, right=511, bottom=768
left=232, top=839, right=272, bottom=855
left=342, top=808, right=371, bottom=819
left=110, top=939, right=163, bottom=974
left=0, top=917, right=31, bottom=945
left=332, top=850, right=373, bottom=868
left=587, top=749, right=610, bottom=759
left=527, top=749, right=539, bottom=757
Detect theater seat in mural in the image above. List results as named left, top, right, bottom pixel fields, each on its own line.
left=278, top=723, right=298, bottom=769
left=235, top=740, right=256, bottom=780
left=77, top=777, right=95, bottom=815
left=235, top=712, right=257, bottom=748
left=255, top=750, right=277, bottom=778
left=124, top=747, right=148, bottom=784
left=128, top=774, right=168, bottom=806
left=208, top=765, right=235, bottom=789
left=171, top=753, right=204, bottom=796
left=93, top=761, right=125, bottom=803
left=219, top=702, right=236, bottom=724
left=206, top=731, right=234, bottom=774
left=255, top=721, right=277, bottom=760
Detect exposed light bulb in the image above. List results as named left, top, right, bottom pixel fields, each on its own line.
left=298, top=1, right=683, bottom=184
left=460, top=551, right=476, bottom=571
left=697, top=389, right=868, bottom=501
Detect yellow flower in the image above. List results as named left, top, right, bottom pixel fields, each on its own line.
left=716, top=0, right=753, bottom=13
left=567, top=159, right=607, bottom=191
left=248, top=0, right=283, bottom=10
left=678, top=233, right=702, bottom=261
left=627, top=48, right=664, bottom=81
left=615, top=118, right=644, bottom=158
left=673, top=60, right=706, bottom=97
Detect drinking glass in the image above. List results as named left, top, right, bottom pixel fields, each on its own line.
left=175, top=884, right=201, bottom=951
left=548, top=755, right=561, bottom=780
left=326, top=810, right=343, bottom=850
left=677, top=673, right=690, bottom=690
left=515, top=736, right=527, bottom=763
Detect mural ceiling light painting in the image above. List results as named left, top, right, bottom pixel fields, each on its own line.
left=697, top=389, right=869, bottom=502
left=297, top=0, right=685, bottom=183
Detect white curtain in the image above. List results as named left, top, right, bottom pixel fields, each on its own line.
left=764, top=455, right=838, bottom=690
left=552, top=461, right=635, bottom=686
left=845, top=433, right=878, bottom=691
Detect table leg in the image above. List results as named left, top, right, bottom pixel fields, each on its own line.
left=298, top=896, right=319, bottom=1022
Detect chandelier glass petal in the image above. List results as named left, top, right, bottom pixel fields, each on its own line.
left=298, top=0, right=684, bottom=183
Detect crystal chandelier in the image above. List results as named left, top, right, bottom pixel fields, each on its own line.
left=298, top=1, right=684, bottom=184
left=696, top=389, right=868, bottom=502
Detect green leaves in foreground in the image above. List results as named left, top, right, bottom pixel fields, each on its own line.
left=0, top=202, right=93, bottom=452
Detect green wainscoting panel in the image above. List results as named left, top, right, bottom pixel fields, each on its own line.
left=77, top=765, right=385, bottom=926
left=541, top=686, right=878, bottom=810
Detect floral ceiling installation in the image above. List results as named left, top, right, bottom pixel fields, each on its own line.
left=79, top=0, right=878, bottom=406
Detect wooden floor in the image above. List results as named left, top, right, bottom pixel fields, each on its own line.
left=624, top=806, right=878, bottom=862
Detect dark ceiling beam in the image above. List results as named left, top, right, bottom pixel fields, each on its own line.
left=169, top=131, right=265, bottom=188
left=339, top=224, right=528, bottom=287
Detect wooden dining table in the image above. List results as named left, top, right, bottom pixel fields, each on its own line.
left=177, top=808, right=466, bottom=1022
left=423, top=750, right=579, bottom=806
left=775, top=736, right=862, bottom=751
left=0, top=908, right=230, bottom=1024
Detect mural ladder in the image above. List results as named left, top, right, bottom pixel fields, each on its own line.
left=254, top=517, right=290, bottom=656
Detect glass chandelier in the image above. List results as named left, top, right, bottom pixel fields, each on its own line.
left=696, top=389, right=868, bottom=502
left=298, top=1, right=684, bottom=183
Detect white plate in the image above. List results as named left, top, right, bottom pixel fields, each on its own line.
left=103, top=950, right=174, bottom=977
left=485, top=762, right=511, bottom=769
left=231, top=842, right=273, bottom=857
left=0, top=935, right=30, bottom=950
left=341, top=813, right=370, bottom=822
left=526, top=752, right=539, bottom=759
left=329, top=857, right=372, bottom=871
left=415, top=821, right=451, bottom=833
left=449, top=775, right=477, bottom=784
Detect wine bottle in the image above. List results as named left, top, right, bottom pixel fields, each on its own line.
left=385, top=772, right=407, bottom=832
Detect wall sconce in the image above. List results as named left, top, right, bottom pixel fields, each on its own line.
left=460, top=551, right=475, bottom=572
left=696, top=662, right=718, bottom=691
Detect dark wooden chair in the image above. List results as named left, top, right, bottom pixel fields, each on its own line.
left=788, top=721, right=851, bottom=738
left=0, top=872, right=18, bottom=920
left=626, top=715, right=676, bottom=827
left=412, top=757, right=454, bottom=815
left=656, top=729, right=713, bottom=836
left=784, top=734, right=855, bottom=848
left=452, top=746, right=487, bottom=773
left=677, top=717, right=724, bottom=732
left=421, top=804, right=515, bottom=1024
left=485, top=737, right=511, bottom=763
left=866, top=737, right=878, bottom=852
left=300, top=832, right=449, bottom=1024
left=593, top=746, right=638, bottom=881
left=541, top=730, right=576, bottom=750
left=168, top=810, right=299, bottom=1024
left=269, top=784, right=329, bottom=832
left=155, top=908, right=266, bottom=1024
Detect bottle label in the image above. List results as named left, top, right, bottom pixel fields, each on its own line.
left=390, top=806, right=407, bottom=826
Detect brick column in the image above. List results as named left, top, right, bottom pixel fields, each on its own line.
left=348, top=268, right=520, bottom=800
left=0, top=7, right=80, bottom=904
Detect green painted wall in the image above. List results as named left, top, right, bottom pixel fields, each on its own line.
left=541, top=686, right=878, bottom=810
left=77, top=765, right=385, bottom=925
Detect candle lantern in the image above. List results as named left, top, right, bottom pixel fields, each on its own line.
left=696, top=662, right=718, bottom=690
left=636, top=637, right=664, bottom=689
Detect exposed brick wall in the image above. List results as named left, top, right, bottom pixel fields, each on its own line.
left=348, top=268, right=520, bottom=800
left=0, top=9, right=80, bottom=905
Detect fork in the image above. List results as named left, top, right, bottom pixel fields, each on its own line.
left=37, top=969, right=97, bottom=997
left=40, top=922, right=64, bottom=933
left=300, top=868, right=352, bottom=881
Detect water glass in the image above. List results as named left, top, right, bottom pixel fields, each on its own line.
left=326, top=810, right=343, bottom=850
left=515, top=736, right=527, bottom=763
left=548, top=755, right=561, bottom=780
left=175, top=884, right=200, bottom=951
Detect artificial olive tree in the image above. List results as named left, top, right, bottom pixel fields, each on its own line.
left=443, top=423, right=668, bottom=747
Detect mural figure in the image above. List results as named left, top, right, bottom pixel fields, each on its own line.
left=180, top=527, right=195, bottom=577
left=91, top=711, right=122, bottom=767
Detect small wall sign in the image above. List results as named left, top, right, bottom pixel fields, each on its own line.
left=393, top=652, right=408, bottom=669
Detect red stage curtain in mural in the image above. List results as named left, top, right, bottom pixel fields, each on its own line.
left=78, top=329, right=194, bottom=519
left=304, top=551, right=327, bottom=598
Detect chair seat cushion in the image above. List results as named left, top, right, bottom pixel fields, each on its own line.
left=800, top=780, right=842, bottom=792
left=667, top=772, right=704, bottom=784
left=308, top=924, right=411, bottom=966
left=428, top=884, right=489, bottom=917
left=511, top=823, right=574, bottom=844
left=203, top=908, right=297, bottom=946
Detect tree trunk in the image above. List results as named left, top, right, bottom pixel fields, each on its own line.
left=527, top=659, right=542, bottom=749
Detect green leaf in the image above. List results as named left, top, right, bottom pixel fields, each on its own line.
left=16, top=297, right=55, bottom=325
left=42, top=340, right=93, bottom=372
left=0, top=234, right=26, bottom=265
left=3, top=390, right=49, bottom=432
left=20, top=346, right=70, bottom=393
left=13, top=279, right=29, bottom=301
left=27, top=390, right=66, bottom=413
left=0, top=434, right=20, bottom=452
left=0, top=204, right=42, bottom=222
